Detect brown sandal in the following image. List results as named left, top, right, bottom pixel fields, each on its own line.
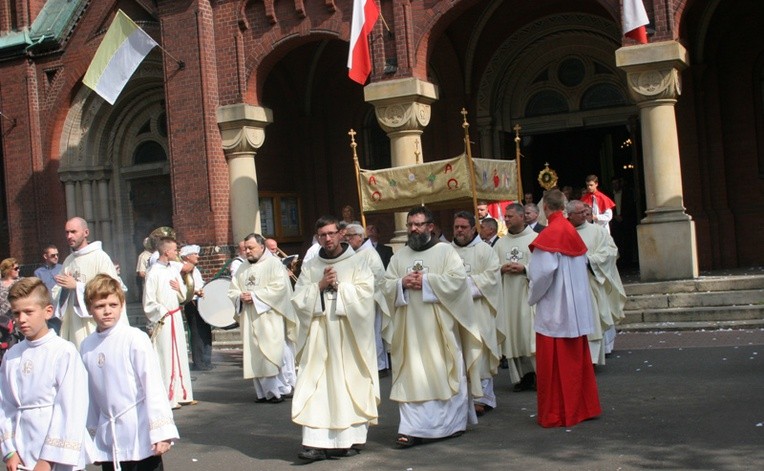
left=396, top=434, right=422, bottom=448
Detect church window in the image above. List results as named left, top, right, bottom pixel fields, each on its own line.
left=132, top=141, right=166, bottom=165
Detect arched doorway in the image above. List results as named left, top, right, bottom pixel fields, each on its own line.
left=255, top=38, right=380, bottom=253
left=58, top=56, right=170, bottom=300
left=474, top=12, right=643, bottom=266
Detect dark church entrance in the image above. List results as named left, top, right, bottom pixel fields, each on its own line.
left=522, top=124, right=643, bottom=269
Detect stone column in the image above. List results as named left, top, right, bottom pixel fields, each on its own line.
left=217, top=103, right=272, bottom=243
left=364, top=78, right=438, bottom=245
left=97, top=179, right=112, bottom=250
left=64, top=181, right=76, bottom=219
left=616, top=41, right=698, bottom=280
left=477, top=116, right=494, bottom=159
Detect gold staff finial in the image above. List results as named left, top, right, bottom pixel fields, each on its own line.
left=460, top=108, right=479, bottom=220
left=513, top=123, right=524, bottom=202
left=349, top=128, right=366, bottom=227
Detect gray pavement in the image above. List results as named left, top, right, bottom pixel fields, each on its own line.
left=161, top=329, right=764, bottom=470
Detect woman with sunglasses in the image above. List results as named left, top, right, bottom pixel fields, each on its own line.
left=0, top=258, right=21, bottom=316
left=0, top=258, right=22, bottom=360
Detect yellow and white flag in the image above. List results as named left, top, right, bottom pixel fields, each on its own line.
left=83, top=10, right=158, bottom=105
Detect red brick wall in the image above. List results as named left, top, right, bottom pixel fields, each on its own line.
left=3, top=0, right=764, bottom=274
left=157, top=1, right=227, bottom=247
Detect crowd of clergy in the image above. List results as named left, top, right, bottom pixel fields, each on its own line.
left=228, top=182, right=625, bottom=462
left=0, top=174, right=626, bottom=467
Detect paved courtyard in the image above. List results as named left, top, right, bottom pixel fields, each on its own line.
left=157, top=329, right=764, bottom=470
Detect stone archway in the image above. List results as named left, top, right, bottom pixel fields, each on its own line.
left=476, top=13, right=630, bottom=157
left=58, top=56, right=169, bottom=299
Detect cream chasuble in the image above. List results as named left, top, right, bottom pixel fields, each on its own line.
left=576, top=222, right=626, bottom=363
left=291, top=245, right=378, bottom=443
left=494, top=226, right=538, bottom=382
left=383, top=242, right=483, bottom=402
left=451, top=236, right=502, bottom=379
left=228, top=250, right=297, bottom=392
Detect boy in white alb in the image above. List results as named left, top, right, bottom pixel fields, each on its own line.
left=0, top=277, right=92, bottom=470
left=143, top=238, right=194, bottom=409
left=81, top=274, right=179, bottom=471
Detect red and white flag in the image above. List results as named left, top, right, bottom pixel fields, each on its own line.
left=622, top=0, right=649, bottom=44
left=347, top=0, right=379, bottom=84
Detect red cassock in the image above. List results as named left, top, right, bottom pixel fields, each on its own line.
left=535, top=334, right=601, bottom=427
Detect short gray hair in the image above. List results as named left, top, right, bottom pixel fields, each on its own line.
left=566, top=200, right=584, bottom=214
left=345, top=223, right=365, bottom=236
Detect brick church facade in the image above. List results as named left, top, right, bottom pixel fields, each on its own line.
left=0, top=0, right=762, bottom=293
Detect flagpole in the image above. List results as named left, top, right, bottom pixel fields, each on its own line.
left=156, top=43, right=185, bottom=70
left=0, top=110, right=16, bottom=127
left=349, top=129, right=367, bottom=228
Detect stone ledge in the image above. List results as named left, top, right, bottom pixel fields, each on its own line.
left=617, top=318, right=764, bottom=332
left=622, top=305, right=764, bottom=324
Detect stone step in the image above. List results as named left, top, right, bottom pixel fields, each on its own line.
left=209, top=274, right=764, bottom=344
left=621, top=304, right=764, bottom=325
left=623, top=275, right=764, bottom=296
left=212, top=327, right=242, bottom=345
left=617, top=318, right=764, bottom=332
left=625, top=289, right=764, bottom=310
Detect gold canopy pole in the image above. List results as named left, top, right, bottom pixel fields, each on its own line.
left=513, top=123, right=524, bottom=202
left=462, top=108, right=480, bottom=220
left=349, top=129, right=367, bottom=228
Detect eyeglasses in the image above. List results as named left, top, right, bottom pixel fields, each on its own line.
left=317, top=231, right=340, bottom=239
left=345, top=233, right=362, bottom=238
left=405, top=221, right=433, bottom=229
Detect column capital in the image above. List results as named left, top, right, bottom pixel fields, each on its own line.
left=216, top=103, right=273, bottom=155
left=364, top=78, right=439, bottom=133
left=616, top=41, right=689, bottom=103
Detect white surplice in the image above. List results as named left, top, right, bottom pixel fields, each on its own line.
left=143, top=262, right=193, bottom=408
left=81, top=323, right=179, bottom=466
left=0, top=331, right=93, bottom=470
left=228, top=250, right=297, bottom=401
left=528, top=250, right=595, bottom=338
left=53, top=241, right=129, bottom=350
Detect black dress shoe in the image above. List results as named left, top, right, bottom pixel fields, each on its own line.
left=326, top=448, right=359, bottom=458
left=512, top=372, right=537, bottom=392
left=298, top=448, right=327, bottom=461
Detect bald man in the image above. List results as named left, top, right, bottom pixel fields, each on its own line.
left=52, top=217, right=128, bottom=350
